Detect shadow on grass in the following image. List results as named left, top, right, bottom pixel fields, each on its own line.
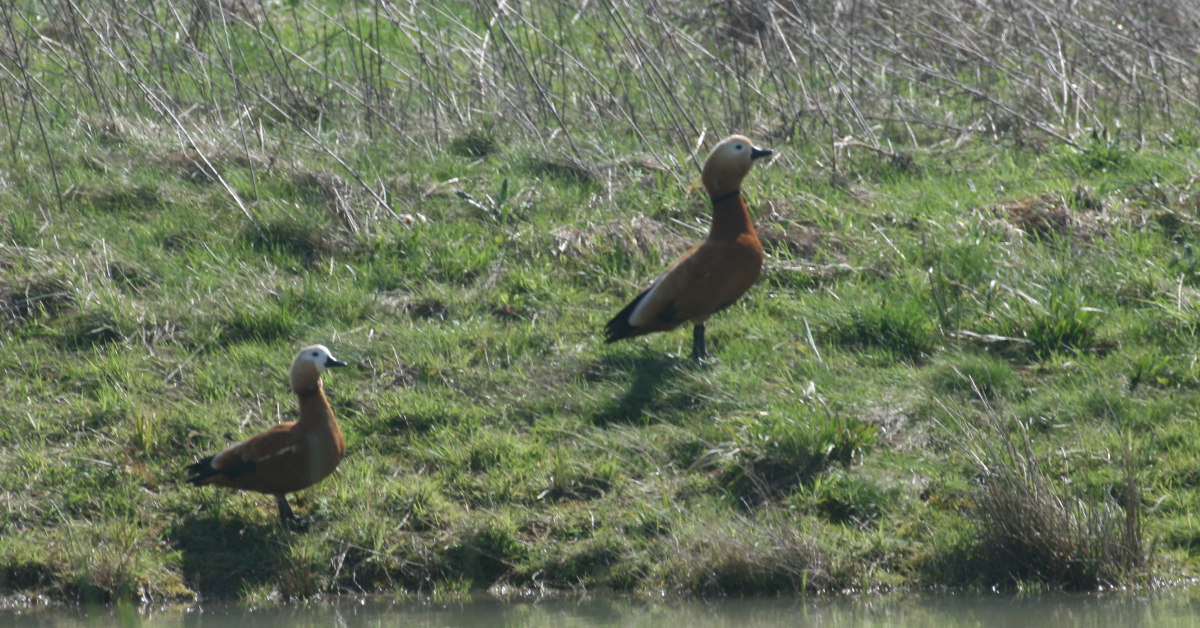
left=588, top=351, right=690, bottom=426
left=169, top=513, right=291, bottom=598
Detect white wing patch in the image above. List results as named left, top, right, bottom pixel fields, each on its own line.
left=628, top=277, right=667, bottom=328
left=254, top=445, right=298, bottom=462
left=211, top=447, right=237, bottom=469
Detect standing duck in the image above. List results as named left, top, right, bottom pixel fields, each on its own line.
left=605, top=135, right=774, bottom=360
left=185, top=344, right=348, bottom=526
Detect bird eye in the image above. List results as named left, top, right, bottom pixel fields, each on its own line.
left=735, top=144, right=743, bottom=150
left=312, top=351, right=319, bottom=357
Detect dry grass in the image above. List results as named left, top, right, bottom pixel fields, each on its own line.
left=551, top=216, right=690, bottom=263
left=4, top=0, right=1198, bottom=210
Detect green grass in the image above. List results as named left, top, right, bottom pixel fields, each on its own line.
left=1, top=0, right=1199, bottom=604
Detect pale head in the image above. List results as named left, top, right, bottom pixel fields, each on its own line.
left=701, top=135, right=774, bottom=199
left=290, top=344, right=348, bottom=391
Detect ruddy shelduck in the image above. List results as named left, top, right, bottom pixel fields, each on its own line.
left=605, top=135, right=774, bottom=359
left=185, top=344, right=348, bottom=526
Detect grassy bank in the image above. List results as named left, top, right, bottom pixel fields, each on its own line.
left=1, top=0, right=1199, bottom=602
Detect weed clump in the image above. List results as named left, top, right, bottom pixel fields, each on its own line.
left=71, top=184, right=161, bottom=213
left=995, top=289, right=1101, bottom=359
left=830, top=296, right=937, bottom=361
left=999, top=194, right=1073, bottom=240
left=525, top=156, right=600, bottom=185
left=450, top=127, right=502, bottom=158
left=0, top=275, right=75, bottom=324
left=57, top=308, right=130, bottom=348
left=974, top=451, right=1143, bottom=588
left=928, top=352, right=1017, bottom=401
left=930, top=409, right=1145, bottom=590
left=719, top=409, right=876, bottom=506
left=444, top=518, right=525, bottom=586
left=792, top=471, right=893, bottom=528
left=652, top=515, right=838, bottom=595
left=1063, top=138, right=1132, bottom=174
left=218, top=302, right=299, bottom=345
left=240, top=215, right=346, bottom=265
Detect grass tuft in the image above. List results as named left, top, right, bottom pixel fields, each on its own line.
left=653, top=514, right=839, bottom=595
left=450, top=127, right=503, bottom=158
left=241, top=216, right=346, bottom=265
left=720, top=408, right=877, bottom=505
left=219, top=303, right=300, bottom=345
left=929, top=404, right=1146, bottom=590
left=71, top=184, right=161, bottom=214
left=830, top=295, right=937, bottom=361
left=0, top=274, right=75, bottom=324
left=797, top=471, right=892, bottom=527
left=1016, top=290, right=1101, bottom=359
left=928, top=352, right=1018, bottom=401
left=57, top=308, right=130, bottom=348
left=525, top=156, right=600, bottom=185
left=1063, top=138, right=1132, bottom=174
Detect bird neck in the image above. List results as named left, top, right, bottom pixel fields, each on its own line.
left=708, top=190, right=755, bottom=240
left=292, top=373, right=322, bottom=396
left=295, top=379, right=333, bottom=425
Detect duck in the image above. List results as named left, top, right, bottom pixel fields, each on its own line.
left=185, top=344, right=348, bottom=526
left=605, top=135, right=774, bottom=360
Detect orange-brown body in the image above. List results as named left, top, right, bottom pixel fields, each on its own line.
left=185, top=345, right=347, bottom=525
left=605, top=135, right=773, bottom=359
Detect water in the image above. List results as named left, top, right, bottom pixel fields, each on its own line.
left=5, top=592, right=1200, bottom=627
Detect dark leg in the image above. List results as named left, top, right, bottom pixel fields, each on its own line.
left=276, top=495, right=306, bottom=529
left=691, top=323, right=709, bottom=361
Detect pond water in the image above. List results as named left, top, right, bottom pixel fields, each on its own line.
left=6, top=591, right=1200, bottom=627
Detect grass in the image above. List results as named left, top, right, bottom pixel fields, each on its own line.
left=1, top=0, right=1199, bottom=604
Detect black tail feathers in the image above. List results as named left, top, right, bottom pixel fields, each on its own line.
left=604, top=289, right=649, bottom=343
left=184, top=456, right=218, bottom=485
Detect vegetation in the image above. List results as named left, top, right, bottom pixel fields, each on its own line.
left=1, top=0, right=1199, bottom=603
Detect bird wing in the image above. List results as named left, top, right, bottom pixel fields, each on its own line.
left=626, top=243, right=703, bottom=329
left=212, top=423, right=304, bottom=470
